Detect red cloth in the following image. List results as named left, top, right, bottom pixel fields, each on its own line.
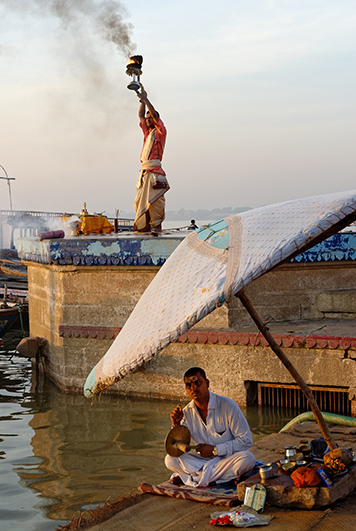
left=140, top=117, right=167, bottom=175
left=291, top=466, right=322, bottom=488
left=39, top=230, right=65, bottom=241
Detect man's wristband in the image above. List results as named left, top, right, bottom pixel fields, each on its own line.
left=212, top=445, right=218, bottom=457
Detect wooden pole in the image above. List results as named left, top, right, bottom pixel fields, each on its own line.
left=238, top=290, right=337, bottom=450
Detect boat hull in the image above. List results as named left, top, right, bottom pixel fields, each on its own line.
left=0, top=305, right=28, bottom=337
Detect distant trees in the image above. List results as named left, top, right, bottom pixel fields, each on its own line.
left=165, top=206, right=251, bottom=221
left=117, top=206, right=251, bottom=221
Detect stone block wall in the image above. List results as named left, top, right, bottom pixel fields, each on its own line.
left=26, top=261, right=228, bottom=391
left=24, top=241, right=356, bottom=404
left=228, top=262, right=356, bottom=327
left=51, top=329, right=356, bottom=409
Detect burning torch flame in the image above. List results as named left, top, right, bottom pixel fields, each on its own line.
left=126, top=55, right=143, bottom=77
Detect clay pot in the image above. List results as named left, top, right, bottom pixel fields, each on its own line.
left=324, top=448, right=353, bottom=467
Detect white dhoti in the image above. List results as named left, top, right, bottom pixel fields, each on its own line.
left=134, top=129, right=169, bottom=231
left=165, top=450, right=255, bottom=487
left=134, top=169, right=168, bottom=231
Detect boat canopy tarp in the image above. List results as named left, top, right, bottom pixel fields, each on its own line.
left=84, top=189, right=356, bottom=397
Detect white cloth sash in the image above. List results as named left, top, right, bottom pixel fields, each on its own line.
left=141, top=159, right=162, bottom=171
left=137, top=128, right=163, bottom=188
left=137, top=160, right=163, bottom=189
left=141, top=129, right=156, bottom=161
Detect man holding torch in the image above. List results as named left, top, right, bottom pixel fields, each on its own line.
left=133, top=84, right=169, bottom=234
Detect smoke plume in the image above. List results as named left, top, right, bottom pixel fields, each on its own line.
left=1, top=0, right=135, bottom=57
left=1, top=0, right=137, bottom=130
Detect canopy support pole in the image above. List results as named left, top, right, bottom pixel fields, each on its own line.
left=237, top=290, right=337, bottom=450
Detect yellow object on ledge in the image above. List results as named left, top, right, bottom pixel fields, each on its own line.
left=78, top=215, right=113, bottom=235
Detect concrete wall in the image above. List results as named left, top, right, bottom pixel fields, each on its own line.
left=26, top=258, right=356, bottom=404
left=228, top=262, right=356, bottom=327
left=108, top=340, right=356, bottom=405
left=39, top=330, right=356, bottom=407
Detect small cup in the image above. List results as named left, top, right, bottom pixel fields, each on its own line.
left=295, top=460, right=307, bottom=467
left=278, top=459, right=289, bottom=468
left=284, top=446, right=297, bottom=459
left=259, top=465, right=274, bottom=480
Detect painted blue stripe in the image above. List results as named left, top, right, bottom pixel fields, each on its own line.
left=196, top=219, right=229, bottom=250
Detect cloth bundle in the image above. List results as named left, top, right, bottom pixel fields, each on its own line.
left=291, top=466, right=321, bottom=488
left=39, top=230, right=65, bottom=241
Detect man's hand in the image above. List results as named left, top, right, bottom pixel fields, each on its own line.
left=195, top=444, right=215, bottom=458
left=170, top=404, right=183, bottom=427
left=137, top=83, right=148, bottom=102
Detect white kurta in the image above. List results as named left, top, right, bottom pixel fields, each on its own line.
left=165, top=391, right=256, bottom=486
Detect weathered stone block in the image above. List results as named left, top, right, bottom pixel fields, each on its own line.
left=317, top=289, right=356, bottom=315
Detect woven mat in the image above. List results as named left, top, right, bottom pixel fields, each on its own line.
left=138, top=480, right=239, bottom=506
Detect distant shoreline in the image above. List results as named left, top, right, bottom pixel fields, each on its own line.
left=118, top=207, right=251, bottom=221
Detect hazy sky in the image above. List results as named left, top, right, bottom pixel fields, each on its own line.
left=0, top=0, right=355, bottom=216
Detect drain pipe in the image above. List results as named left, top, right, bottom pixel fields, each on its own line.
left=280, top=411, right=356, bottom=432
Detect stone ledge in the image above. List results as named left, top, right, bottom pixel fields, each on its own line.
left=58, top=325, right=356, bottom=350
left=16, top=233, right=184, bottom=266
left=291, top=232, right=356, bottom=263
left=16, top=232, right=356, bottom=266
left=59, top=325, right=121, bottom=339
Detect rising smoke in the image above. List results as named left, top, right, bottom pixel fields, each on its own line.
left=0, top=0, right=136, bottom=130
left=1, top=0, right=135, bottom=57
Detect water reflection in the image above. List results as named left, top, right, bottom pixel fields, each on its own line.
left=0, top=352, right=295, bottom=530
left=22, top=385, right=175, bottom=522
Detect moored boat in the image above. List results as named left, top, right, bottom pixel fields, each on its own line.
left=0, top=284, right=28, bottom=337
left=0, top=302, right=28, bottom=337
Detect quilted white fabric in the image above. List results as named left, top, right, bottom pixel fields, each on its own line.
left=84, top=189, right=356, bottom=397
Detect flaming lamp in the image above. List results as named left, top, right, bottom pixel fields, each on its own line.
left=126, top=55, right=143, bottom=91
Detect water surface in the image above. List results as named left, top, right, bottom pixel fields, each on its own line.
left=0, top=350, right=294, bottom=531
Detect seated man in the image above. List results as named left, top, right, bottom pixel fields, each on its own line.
left=165, top=367, right=256, bottom=487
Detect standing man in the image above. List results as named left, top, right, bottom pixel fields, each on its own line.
left=165, top=367, right=256, bottom=486
left=134, top=84, right=169, bottom=234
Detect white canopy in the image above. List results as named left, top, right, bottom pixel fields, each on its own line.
left=84, top=189, right=356, bottom=397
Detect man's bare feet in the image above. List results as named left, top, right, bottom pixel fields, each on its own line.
left=151, top=223, right=162, bottom=234
left=170, top=475, right=184, bottom=485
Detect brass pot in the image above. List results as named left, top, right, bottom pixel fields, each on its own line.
left=259, top=465, right=274, bottom=480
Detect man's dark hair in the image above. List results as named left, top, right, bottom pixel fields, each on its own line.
left=184, top=367, right=206, bottom=380
left=146, top=110, right=160, bottom=119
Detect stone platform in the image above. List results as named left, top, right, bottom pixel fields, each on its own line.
left=15, top=230, right=185, bottom=267
left=15, top=230, right=356, bottom=402
left=82, top=420, right=356, bottom=530
left=237, top=462, right=356, bottom=509
left=237, top=420, right=356, bottom=510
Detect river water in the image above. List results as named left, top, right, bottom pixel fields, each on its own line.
left=0, top=336, right=295, bottom=531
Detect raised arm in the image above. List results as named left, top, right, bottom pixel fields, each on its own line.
left=138, top=99, right=146, bottom=120
left=170, top=404, right=184, bottom=427
left=137, top=83, right=160, bottom=124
